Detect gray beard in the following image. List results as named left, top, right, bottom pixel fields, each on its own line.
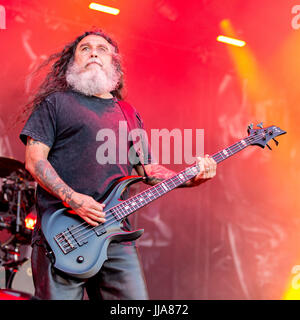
left=65, top=60, right=120, bottom=97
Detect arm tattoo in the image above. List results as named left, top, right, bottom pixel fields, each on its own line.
left=34, top=160, right=83, bottom=208
left=143, top=164, right=175, bottom=186
left=143, top=164, right=190, bottom=187
left=28, top=139, right=41, bottom=146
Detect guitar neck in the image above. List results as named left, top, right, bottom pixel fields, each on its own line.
left=110, top=135, right=255, bottom=221
left=211, top=135, right=253, bottom=164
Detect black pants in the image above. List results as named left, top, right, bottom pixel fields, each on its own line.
left=31, top=241, right=149, bottom=300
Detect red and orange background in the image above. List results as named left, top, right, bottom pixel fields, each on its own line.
left=0, top=0, right=299, bottom=299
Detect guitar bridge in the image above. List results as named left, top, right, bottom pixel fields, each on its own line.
left=54, top=231, right=76, bottom=254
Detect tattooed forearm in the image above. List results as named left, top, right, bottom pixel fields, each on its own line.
left=143, top=164, right=176, bottom=186
left=34, top=160, right=82, bottom=207
left=142, top=164, right=190, bottom=187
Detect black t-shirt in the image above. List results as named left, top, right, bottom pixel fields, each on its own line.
left=20, top=90, right=151, bottom=242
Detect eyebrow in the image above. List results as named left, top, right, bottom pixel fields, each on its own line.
left=78, top=42, right=109, bottom=49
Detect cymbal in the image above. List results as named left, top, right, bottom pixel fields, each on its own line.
left=0, top=157, right=25, bottom=178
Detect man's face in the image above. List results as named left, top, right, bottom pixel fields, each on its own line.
left=73, top=34, right=115, bottom=73
left=66, top=34, right=120, bottom=97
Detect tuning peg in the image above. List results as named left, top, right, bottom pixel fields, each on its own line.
left=266, top=143, right=272, bottom=150
left=272, top=138, right=279, bottom=146
left=257, top=122, right=263, bottom=128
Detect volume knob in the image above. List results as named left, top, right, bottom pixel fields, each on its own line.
left=77, top=256, right=84, bottom=263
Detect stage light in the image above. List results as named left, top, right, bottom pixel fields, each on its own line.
left=89, top=2, right=120, bottom=15
left=25, top=212, right=37, bottom=230
left=217, top=35, right=246, bottom=47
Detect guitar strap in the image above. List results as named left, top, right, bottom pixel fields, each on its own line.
left=114, top=99, right=149, bottom=181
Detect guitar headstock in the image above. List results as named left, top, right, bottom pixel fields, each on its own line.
left=247, top=122, right=286, bottom=149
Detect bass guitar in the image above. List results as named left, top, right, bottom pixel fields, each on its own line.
left=41, top=123, right=286, bottom=279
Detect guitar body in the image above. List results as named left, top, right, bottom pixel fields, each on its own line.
left=41, top=176, right=144, bottom=279
left=40, top=124, right=286, bottom=279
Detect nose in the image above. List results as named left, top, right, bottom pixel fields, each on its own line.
left=90, top=48, right=98, bottom=58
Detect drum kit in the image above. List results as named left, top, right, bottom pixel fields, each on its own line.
left=0, top=157, right=37, bottom=299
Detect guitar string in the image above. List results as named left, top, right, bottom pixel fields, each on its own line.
left=60, top=136, right=272, bottom=250
left=57, top=132, right=264, bottom=248
left=56, top=132, right=265, bottom=248
left=56, top=132, right=267, bottom=248
left=59, top=174, right=187, bottom=249
left=60, top=172, right=199, bottom=248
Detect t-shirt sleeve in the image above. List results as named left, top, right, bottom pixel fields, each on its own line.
left=19, top=99, right=57, bottom=148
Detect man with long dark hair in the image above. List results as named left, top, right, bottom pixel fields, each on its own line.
left=19, top=29, right=217, bottom=300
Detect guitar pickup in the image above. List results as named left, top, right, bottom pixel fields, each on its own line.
left=93, top=224, right=106, bottom=237
left=68, top=227, right=88, bottom=247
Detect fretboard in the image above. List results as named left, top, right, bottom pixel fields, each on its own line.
left=108, top=134, right=256, bottom=221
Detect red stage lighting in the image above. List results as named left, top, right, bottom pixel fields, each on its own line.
left=0, top=289, right=32, bottom=300
left=25, top=212, right=37, bottom=230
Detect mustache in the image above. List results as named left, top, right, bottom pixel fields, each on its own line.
left=85, top=58, right=103, bottom=68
